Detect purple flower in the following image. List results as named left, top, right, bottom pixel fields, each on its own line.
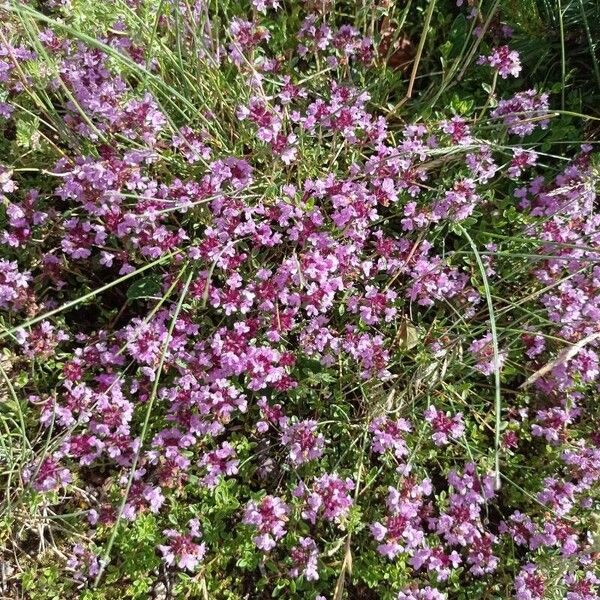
left=423, top=406, right=465, bottom=446
left=0, top=165, right=17, bottom=195
left=509, top=148, right=538, bottom=178
left=466, top=145, right=499, bottom=182
left=342, top=329, right=391, bottom=380
left=529, top=518, right=579, bottom=555
left=0, top=259, right=30, bottom=310
left=237, top=98, right=282, bottom=143
left=198, top=441, right=239, bottom=487
left=432, top=179, right=480, bottom=222
left=562, top=442, right=600, bottom=488
left=370, top=480, right=431, bottom=559
left=296, top=473, right=354, bottom=524
left=256, top=396, right=288, bottom=432
left=369, top=416, right=411, bottom=458
left=243, top=495, right=289, bottom=551
left=172, top=126, right=211, bottom=163
left=252, top=0, right=281, bottom=13
left=409, top=546, right=462, bottom=581
left=425, top=463, right=497, bottom=571
left=499, top=511, right=535, bottom=546
left=270, top=132, right=298, bottom=165
left=63, top=433, right=104, bottom=466
left=122, top=482, right=165, bottom=520
left=297, top=16, right=332, bottom=57
left=469, top=332, right=506, bottom=375
left=347, top=285, right=397, bottom=325
left=563, top=571, right=600, bottom=600
left=281, top=419, right=325, bottom=465
left=466, top=532, right=499, bottom=575
left=397, top=586, right=446, bottom=600
left=209, top=157, right=254, bottom=190
left=158, top=519, right=206, bottom=571
left=289, top=537, right=319, bottom=581
left=522, top=331, right=546, bottom=359
left=66, top=543, right=100, bottom=581
left=515, top=563, right=545, bottom=600
left=478, top=45, right=522, bottom=78
left=228, top=19, right=269, bottom=65
left=492, top=90, right=550, bottom=136
left=0, top=102, right=14, bottom=119
left=407, top=242, right=472, bottom=306
left=440, top=116, right=472, bottom=145
left=24, top=456, right=72, bottom=492
left=531, top=406, right=575, bottom=443
left=537, top=477, right=576, bottom=516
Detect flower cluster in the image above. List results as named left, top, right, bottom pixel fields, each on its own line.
left=370, top=479, right=431, bottom=559
left=281, top=419, right=325, bottom=465
left=289, top=536, right=320, bottom=581
left=0, top=258, right=30, bottom=310
left=492, top=90, right=550, bottom=136
left=370, top=416, right=412, bottom=458
left=158, top=519, right=206, bottom=571
left=295, top=474, right=354, bottom=524
left=243, top=495, right=289, bottom=551
left=423, top=406, right=465, bottom=446
left=478, top=45, right=522, bottom=78
left=469, top=332, right=506, bottom=376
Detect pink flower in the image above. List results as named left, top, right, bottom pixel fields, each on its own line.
left=228, top=18, right=270, bottom=65
left=397, top=586, right=446, bottom=600
left=252, top=0, right=280, bottom=13
left=0, top=165, right=17, bottom=195
left=198, top=442, right=239, bottom=487
left=440, top=116, right=472, bottom=145
left=369, top=416, right=411, bottom=458
left=370, top=480, right=431, bottom=559
left=281, top=419, right=325, bottom=465
left=289, top=537, right=319, bottom=581
left=296, top=473, right=354, bottom=524
left=66, top=543, right=100, bottom=581
left=469, top=332, right=506, bottom=376
left=24, top=456, right=72, bottom=492
left=243, top=495, right=289, bottom=551
left=0, top=259, right=30, bottom=310
left=515, top=563, right=545, bottom=600
left=478, top=45, right=521, bottom=78
left=158, top=519, right=206, bottom=571
left=509, top=149, right=538, bottom=178
left=492, top=90, right=550, bottom=136
left=409, top=546, right=462, bottom=581
left=423, top=406, right=465, bottom=446
left=466, top=146, right=498, bottom=182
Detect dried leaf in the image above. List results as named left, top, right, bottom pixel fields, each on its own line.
left=397, top=318, right=420, bottom=350
left=378, top=17, right=414, bottom=72
left=520, top=331, right=600, bottom=389
left=333, top=536, right=352, bottom=600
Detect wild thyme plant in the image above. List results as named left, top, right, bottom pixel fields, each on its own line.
left=0, top=0, right=599, bottom=598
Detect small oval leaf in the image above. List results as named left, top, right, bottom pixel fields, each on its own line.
left=127, top=276, right=161, bottom=300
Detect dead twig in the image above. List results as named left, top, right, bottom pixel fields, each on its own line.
left=520, top=331, right=600, bottom=389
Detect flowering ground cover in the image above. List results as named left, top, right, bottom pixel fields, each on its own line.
left=0, top=0, right=599, bottom=598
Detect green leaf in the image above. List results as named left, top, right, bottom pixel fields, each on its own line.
left=450, top=95, right=474, bottom=115
left=448, top=14, right=468, bottom=59
left=127, top=276, right=162, bottom=300
left=440, top=40, right=453, bottom=60
left=16, top=116, right=41, bottom=150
